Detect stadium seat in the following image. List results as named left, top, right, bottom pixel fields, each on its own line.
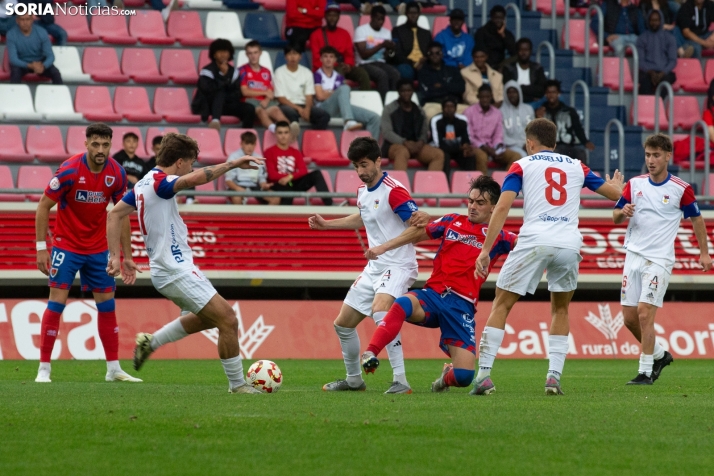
left=114, top=87, right=162, bottom=122
left=431, top=16, right=467, bottom=38
left=186, top=0, right=223, bottom=7
left=167, top=11, right=213, bottom=46
left=223, top=0, right=262, bottom=9
left=17, top=166, right=53, bottom=201
left=91, top=14, right=137, bottom=44
left=0, top=126, right=33, bottom=162
left=274, top=50, right=312, bottom=70
left=442, top=170, right=482, bottom=207
left=302, top=130, right=345, bottom=166
left=259, top=0, right=285, bottom=10
left=704, top=174, right=714, bottom=196
left=421, top=4, right=447, bottom=13
left=395, top=15, right=430, bottom=30
left=194, top=181, right=227, bottom=204
left=66, top=126, right=88, bottom=156
left=631, top=96, right=668, bottom=130
left=206, top=12, right=250, bottom=47
left=340, top=130, right=371, bottom=158
left=413, top=170, right=449, bottom=206
left=0, top=165, right=24, bottom=202
left=294, top=169, right=333, bottom=205
left=359, top=15, right=392, bottom=30
left=491, top=171, right=508, bottom=186
left=145, top=126, right=180, bottom=156
left=242, top=12, right=286, bottom=47
left=335, top=169, right=363, bottom=205
left=154, top=88, right=201, bottom=123
left=537, top=0, right=566, bottom=15
left=580, top=186, right=606, bottom=208
left=705, top=59, right=714, bottom=85
left=671, top=96, right=702, bottom=130
left=160, top=49, right=199, bottom=85
left=235, top=50, right=273, bottom=73
left=350, top=91, right=383, bottom=116
left=601, top=57, right=633, bottom=92
left=263, top=129, right=299, bottom=151
left=51, top=46, right=91, bottom=82
left=187, top=128, right=227, bottom=164
left=54, top=11, right=99, bottom=42
left=110, top=126, right=145, bottom=157
left=83, top=47, right=130, bottom=83
left=224, top=128, right=261, bottom=156
left=388, top=170, right=411, bottom=190
left=0, top=85, right=42, bottom=120
left=34, top=85, right=83, bottom=121
left=74, top=86, right=123, bottom=122
left=384, top=90, right=420, bottom=106
left=563, top=20, right=609, bottom=54
left=122, top=48, right=169, bottom=84
left=26, top=126, right=67, bottom=163
left=673, top=59, right=708, bottom=93
left=130, top=10, right=176, bottom=45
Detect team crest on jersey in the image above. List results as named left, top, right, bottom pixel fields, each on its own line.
left=662, top=195, right=670, bottom=204
left=75, top=190, right=105, bottom=203
left=49, top=177, right=60, bottom=191
left=374, top=199, right=380, bottom=209
left=105, top=176, right=115, bottom=187
left=49, top=267, right=58, bottom=278
left=261, top=72, right=269, bottom=80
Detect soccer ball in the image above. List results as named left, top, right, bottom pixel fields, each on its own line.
left=246, top=360, right=283, bottom=393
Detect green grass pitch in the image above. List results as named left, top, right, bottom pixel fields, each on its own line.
left=1, top=359, right=713, bottom=476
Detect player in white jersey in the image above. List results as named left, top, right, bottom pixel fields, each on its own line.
left=473, top=118, right=624, bottom=395
left=614, top=133, right=711, bottom=385
left=106, top=133, right=265, bottom=394
left=308, top=137, right=428, bottom=394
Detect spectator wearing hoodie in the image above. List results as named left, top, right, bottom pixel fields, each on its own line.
left=500, top=81, right=534, bottom=159
left=434, top=9, right=474, bottom=69
left=637, top=10, right=677, bottom=95
left=595, top=0, right=646, bottom=56
left=502, top=38, right=547, bottom=105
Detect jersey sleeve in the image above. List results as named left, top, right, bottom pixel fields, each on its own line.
left=581, top=163, right=606, bottom=191
left=501, top=162, right=523, bottom=194
left=680, top=184, right=701, bottom=218
left=111, top=166, right=128, bottom=204
left=152, top=171, right=179, bottom=200
left=425, top=214, right=458, bottom=239
left=614, top=180, right=632, bottom=209
left=490, top=230, right=517, bottom=259
left=388, top=186, right=419, bottom=222
left=44, top=162, right=76, bottom=202
left=121, top=189, right=137, bottom=208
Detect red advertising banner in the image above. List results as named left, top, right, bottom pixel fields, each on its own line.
left=1, top=299, right=713, bottom=360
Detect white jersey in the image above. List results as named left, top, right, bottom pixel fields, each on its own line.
left=616, top=173, right=700, bottom=270
left=502, top=150, right=605, bottom=251
left=357, top=172, right=418, bottom=267
left=123, top=168, right=193, bottom=278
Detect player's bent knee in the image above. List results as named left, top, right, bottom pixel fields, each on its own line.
left=453, top=368, right=475, bottom=387
left=393, top=295, right=413, bottom=319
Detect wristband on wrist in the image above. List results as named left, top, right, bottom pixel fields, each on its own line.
left=36, top=241, right=47, bottom=251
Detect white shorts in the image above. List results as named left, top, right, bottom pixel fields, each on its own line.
left=152, top=266, right=218, bottom=315
left=343, top=261, right=418, bottom=316
left=621, top=252, right=670, bottom=308
left=497, top=246, right=582, bottom=295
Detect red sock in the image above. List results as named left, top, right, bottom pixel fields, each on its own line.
left=366, top=304, right=407, bottom=356
left=40, top=308, right=62, bottom=363
left=98, top=311, right=119, bottom=361
left=443, top=369, right=458, bottom=387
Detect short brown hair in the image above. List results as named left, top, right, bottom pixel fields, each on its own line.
left=240, top=131, right=257, bottom=144
left=156, top=133, right=199, bottom=167
left=525, top=118, right=557, bottom=149
left=643, top=133, right=673, bottom=153
left=85, top=123, right=113, bottom=140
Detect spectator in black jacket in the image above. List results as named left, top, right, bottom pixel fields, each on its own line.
left=536, top=80, right=595, bottom=163
left=502, top=38, right=547, bottom=105
left=430, top=96, right=483, bottom=176
left=674, top=0, right=714, bottom=58
left=191, top=39, right=256, bottom=130
left=474, top=5, right=516, bottom=69
left=389, top=1, right=431, bottom=80
left=596, top=0, right=646, bottom=56
left=113, top=132, right=147, bottom=189
left=417, top=41, right=466, bottom=121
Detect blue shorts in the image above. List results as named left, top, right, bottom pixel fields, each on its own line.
left=48, top=246, right=116, bottom=293
left=408, top=288, right=476, bottom=357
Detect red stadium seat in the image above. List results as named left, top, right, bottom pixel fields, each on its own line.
left=431, top=17, right=467, bottom=38
left=359, top=15, right=392, bottom=30
left=167, top=11, right=213, bottom=47
left=673, top=59, right=708, bottom=92
left=294, top=170, right=333, bottom=205
left=82, top=47, right=130, bottom=83
left=491, top=171, right=508, bottom=186
left=601, top=57, right=633, bottom=92
left=17, top=166, right=54, bottom=201
left=339, top=130, right=370, bottom=158
left=66, top=126, right=88, bottom=156
left=153, top=88, right=201, bottom=123
left=302, top=130, right=345, bottom=166
left=335, top=169, right=363, bottom=205
left=160, top=49, right=199, bottom=85
left=0, top=165, right=24, bottom=202
left=388, top=170, right=411, bottom=191
left=91, top=14, right=137, bottom=44
left=580, top=186, right=606, bottom=208
left=705, top=59, right=714, bottom=85
left=631, top=96, right=668, bottom=130
left=187, top=128, right=227, bottom=165
left=441, top=170, right=482, bottom=207
left=130, top=10, right=176, bottom=45
left=110, top=126, right=145, bottom=158
left=224, top=128, right=261, bottom=156
left=705, top=174, right=714, bottom=196
left=0, top=126, right=33, bottom=162
left=421, top=4, right=447, bottom=13
left=194, top=182, right=227, bottom=204
left=121, top=48, right=169, bottom=84
left=537, top=0, right=566, bottom=15
left=671, top=96, right=702, bottom=130
left=54, top=10, right=99, bottom=42
left=26, top=126, right=67, bottom=163
left=260, top=0, right=285, bottom=10
left=114, top=87, right=162, bottom=122
left=413, top=170, right=449, bottom=206
left=563, top=20, right=610, bottom=54
left=263, top=130, right=299, bottom=152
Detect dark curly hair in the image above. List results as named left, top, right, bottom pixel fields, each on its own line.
left=209, top=38, right=234, bottom=62
left=469, top=175, right=501, bottom=205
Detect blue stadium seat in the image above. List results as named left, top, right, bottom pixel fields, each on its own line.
left=223, top=0, right=261, bottom=9
left=243, top=12, right=287, bottom=48
left=273, top=50, right=311, bottom=70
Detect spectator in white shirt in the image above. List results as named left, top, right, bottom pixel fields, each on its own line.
left=353, top=5, right=399, bottom=101
left=225, top=131, right=279, bottom=205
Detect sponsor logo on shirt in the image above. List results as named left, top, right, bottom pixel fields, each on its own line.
left=170, top=223, right=184, bottom=263
left=537, top=213, right=570, bottom=223
left=75, top=190, right=105, bottom=204
left=445, top=229, right=483, bottom=248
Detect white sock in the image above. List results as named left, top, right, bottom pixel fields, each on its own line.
left=639, top=353, right=654, bottom=377
left=547, top=335, right=569, bottom=378
left=268, top=123, right=276, bottom=133
left=221, top=355, right=246, bottom=389
left=653, top=341, right=665, bottom=360
left=106, top=360, right=121, bottom=372
left=334, top=324, right=363, bottom=385
left=373, top=311, right=408, bottom=384
left=151, top=317, right=189, bottom=351
left=477, top=326, right=505, bottom=380
left=38, top=362, right=50, bottom=372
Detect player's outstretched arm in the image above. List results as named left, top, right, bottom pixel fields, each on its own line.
left=475, top=190, right=517, bottom=279
left=595, top=169, right=624, bottom=201
left=107, top=201, right=136, bottom=278
left=173, top=156, right=264, bottom=193
left=691, top=215, right=713, bottom=272
left=308, top=213, right=364, bottom=230
left=35, top=194, right=57, bottom=276
left=364, top=226, right=430, bottom=260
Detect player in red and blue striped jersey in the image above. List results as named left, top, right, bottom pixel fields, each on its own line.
left=34, top=123, right=141, bottom=384
left=360, top=175, right=517, bottom=393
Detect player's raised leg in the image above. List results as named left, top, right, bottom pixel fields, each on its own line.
left=323, top=303, right=368, bottom=391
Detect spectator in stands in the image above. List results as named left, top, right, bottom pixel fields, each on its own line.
left=275, top=44, right=331, bottom=130
left=637, top=11, right=678, bottom=95
left=461, top=46, right=503, bottom=106
left=354, top=5, right=400, bottom=101
left=417, top=41, right=467, bottom=120
left=310, top=3, right=371, bottom=92
left=500, top=81, right=534, bottom=159
left=314, top=46, right=381, bottom=138
left=285, top=0, right=327, bottom=50
left=674, top=0, right=714, bottom=58
left=430, top=96, right=484, bottom=175
left=239, top=41, right=296, bottom=138
left=114, top=132, right=146, bottom=189
left=382, top=79, right=445, bottom=171
left=0, top=0, right=13, bottom=37
left=146, top=135, right=162, bottom=170
left=474, top=6, right=516, bottom=69
left=702, top=80, right=714, bottom=138
left=464, top=84, right=520, bottom=170
left=597, top=0, right=646, bottom=56
left=264, top=121, right=333, bottom=205
left=390, top=1, right=431, bottom=80
left=6, top=14, right=62, bottom=84
left=20, top=1, right=67, bottom=45
left=192, top=39, right=256, bottom=131
left=225, top=131, right=278, bottom=206
left=536, top=79, right=595, bottom=163
left=434, top=9, right=474, bottom=69
left=640, top=0, right=676, bottom=30
left=502, top=38, right=547, bottom=105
